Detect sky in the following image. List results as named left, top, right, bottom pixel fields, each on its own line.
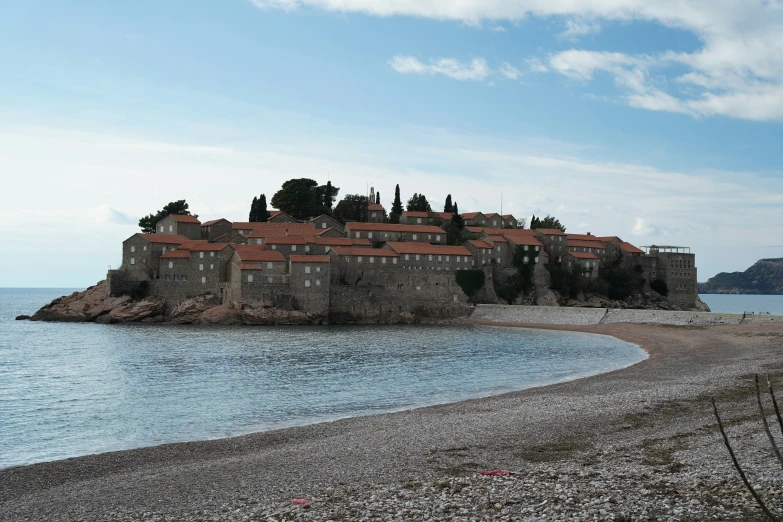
left=1, top=0, right=783, bottom=286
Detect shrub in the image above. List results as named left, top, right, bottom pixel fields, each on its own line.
left=456, top=270, right=485, bottom=301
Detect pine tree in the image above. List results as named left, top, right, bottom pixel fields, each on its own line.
left=444, top=194, right=453, bottom=213
left=258, top=194, right=269, bottom=222
left=376, top=192, right=380, bottom=205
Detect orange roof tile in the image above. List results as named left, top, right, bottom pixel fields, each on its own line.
left=161, top=250, right=191, bottom=259
left=188, top=243, right=229, bottom=252
left=467, top=240, right=493, bottom=249
left=619, top=241, right=644, bottom=254
left=234, top=250, right=286, bottom=262
left=402, top=211, right=430, bottom=218
left=487, top=235, right=508, bottom=243
left=170, top=214, right=201, bottom=224
left=385, top=242, right=472, bottom=256
left=501, top=214, right=515, bottom=220
left=569, top=252, right=599, bottom=260
left=289, top=255, right=331, bottom=263
left=567, top=233, right=601, bottom=241
left=331, top=247, right=399, bottom=257
left=264, top=236, right=312, bottom=245
left=534, top=228, right=566, bottom=236
left=567, top=240, right=606, bottom=249
left=483, top=213, right=499, bottom=220
left=201, top=218, right=229, bottom=227
left=314, top=237, right=372, bottom=246
left=504, top=235, right=544, bottom=247
left=135, top=233, right=191, bottom=245
left=432, top=212, right=454, bottom=220
left=461, top=212, right=484, bottom=220
left=346, top=223, right=445, bottom=234
left=368, top=203, right=385, bottom=211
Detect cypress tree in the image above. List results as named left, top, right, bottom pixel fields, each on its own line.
left=376, top=192, right=380, bottom=205
left=258, top=194, right=269, bottom=222
left=249, top=196, right=258, bottom=222
left=453, top=201, right=459, bottom=217
left=324, top=181, right=334, bottom=213
left=390, top=184, right=403, bottom=223
left=444, top=194, right=453, bottom=213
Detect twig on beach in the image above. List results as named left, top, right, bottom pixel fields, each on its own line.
left=756, top=375, right=783, bottom=470
left=767, top=376, right=783, bottom=444
left=712, top=397, right=780, bottom=522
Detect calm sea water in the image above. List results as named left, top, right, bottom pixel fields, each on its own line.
left=699, top=294, right=783, bottom=315
left=0, top=288, right=647, bottom=469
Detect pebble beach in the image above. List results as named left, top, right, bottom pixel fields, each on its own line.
left=2, top=321, right=783, bottom=521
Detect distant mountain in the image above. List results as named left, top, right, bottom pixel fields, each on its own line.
left=699, top=258, right=783, bottom=294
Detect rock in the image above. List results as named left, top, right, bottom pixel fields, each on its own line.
left=170, top=295, right=219, bottom=324
left=30, top=281, right=122, bottom=322
left=105, top=296, right=166, bottom=323
left=535, top=289, right=560, bottom=307
left=15, top=315, right=31, bottom=321
left=692, top=295, right=711, bottom=312
left=198, top=302, right=243, bottom=324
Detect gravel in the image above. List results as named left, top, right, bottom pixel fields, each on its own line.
left=3, top=321, right=783, bottom=522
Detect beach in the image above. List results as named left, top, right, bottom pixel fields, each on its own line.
left=2, top=321, right=783, bottom=521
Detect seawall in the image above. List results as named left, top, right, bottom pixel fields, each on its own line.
left=469, top=304, right=783, bottom=327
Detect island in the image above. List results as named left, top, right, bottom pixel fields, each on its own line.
left=699, top=257, right=783, bottom=294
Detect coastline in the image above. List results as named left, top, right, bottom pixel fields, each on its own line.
left=3, top=321, right=783, bottom=520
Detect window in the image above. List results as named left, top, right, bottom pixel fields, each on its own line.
left=372, top=212, right=377, bottom=218
left=358, top=256, right=363, bottom=263
left=271, top=245, right=277, bottom=250
left=446, top=256, right=450, bottom=262
left=201, top=276, right=206, bottom=283
left=346, top=256, right=351, bottom=262
left=210, top=264, right=214, bottom=270
left=316, top=280, right=321, bottom=286
left=305, top=266, right=311, bottom=274
left=305, top=280, right=311, bottom=287
left=199, top=264, right=204, bottom=271
left=247, top=274, right=253, bottom=282
left=291, top=245, right=297, bottom=252
left=456, top=256, right=461, bottom=262
left=559, top=236, right=562, bottom=242
left=416, top=218, right=422, bottom=224
left=143, top=246, right=147, bottom=251
left=392, top=258, right=397, bottom=264
left=436, top=235, right=441, bottom=241
left=183, top=275, right=188, bottom=281
left=325, top=246, right=330, bottom=253
left=131, top=246, right=136, bottom=253
left=382, top=257, right=387, bottom=264
left=384, top=233, right=389, bottom=238
left=497, top=246, right=500, bottom=252
left=169, top=225, right=173, bottom=232
left=416, top=255, right=420, bottom=261
left=165, top=274, right=170, bottom=280
left=416, top=285, right=421, bottom=291
left=438, top=255, right=442, bottom=262
left=268, top=276, right=273, bottom=283
left=267, top=262, right=273, bottom=269
left=370, top=257, right=375, bottom=264
left=210, top=252, right=215, bottom=257
left=355, top=232, right=360, bottom=238
left=368, top=233, right=373, bottom=239
left=174, top=275, right=179, bottom=281
left=428, top=255, right=433, bottom=261
left=159, top=225, right=164, bottom=232
left=130, top=257, right=135, bottom=265
left=535, top=257, right=539, bottom=263
left=162, top=246, right=167, bottom=252
left=168, top=261, right=173, bottom=269
left=316, top=266, right=321, bottom=272
left=405, top=254, right=409, bottom=260
left=322, top=223, right=327, bottom=229
left=428, top=235, right=432, bottom=240
left=305, top=245, right=310, bottom=253
left=535, top=246, right=539, bottom=251
left=199, top=252, right=204, bottom=258
left=524, top=245, right=528, bottom=251
left=524, top=256, right=529, bottom=263
left=412, top=234, right=417, bottom=240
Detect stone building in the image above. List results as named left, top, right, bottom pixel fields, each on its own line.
left=121, top=233, right=190, bottom=280
left=399, top=211, right=453, bottom=225
left=264, top=236, right=316, bottom=258
left=463, top=240, right=495, bottom=267
left=156, top=214, right=201, bottom=240
left=501, top=214, right=519, bottom=228
left=268, top=211, right=297, bottom=223
left=344, top=223, right=446, bottom=244
left=367, top=203, right=385, bottom=223
left=533, top=229, right=567, bottom=266
left=309, top=214, right=345, bottom=234
left=383, top=242, right=473, bottom=271
left=564, top=251, right=600, bottom=279
left=201, top=219, right=232, bottom=242
left=329, top=247, right=400, bottom=284
left=643, top=246, right=697, bottom=309
left=313, top=237, right=371, bottom=255
left=288, top=256, right=331, bottom=316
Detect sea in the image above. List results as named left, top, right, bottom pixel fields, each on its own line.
left=698, top=294, right=783, bottom=315
left=0, top=288, right=654, bottom=469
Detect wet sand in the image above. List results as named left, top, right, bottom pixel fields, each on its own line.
left=2, top=321, right=783, bottom=521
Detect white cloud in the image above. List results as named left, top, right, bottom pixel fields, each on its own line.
left=498, top=63, right=522, bottom=81
left=251, top=0, right=783, bottom=121
left=388, top=55, right=491, bottom=81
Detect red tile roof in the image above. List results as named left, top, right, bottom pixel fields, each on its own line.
left=567, top=233, right=600, bottom=242
left=504, top=234, right=544, bottom=247
left=567, top=240, right=605, bottom=249
left=487, top=235, right=508, bottom=243
left=467, top=240, right=493, bottom=249
left=289, top=255, right=331, bottom=263
left=233, top=262, right=264, bottom=270
left=264, top=236, right=312, bottom=245
left=402, top=211, right=430, bottom=218
left=569, top=252, right=599, bottom=260
left=170, top=214, right=201, bottom=224
left=346, top=223, right=445, bottom=234
left=314, top=228, right=340, bottom=237
left=619, top=241, right=645, bottom=254
left=188, top=243, right=229, bottom=252
left=314, top=237, right=372, bottom=246
left=234, top=250, right=286, bottom=262
left=534, top=228, right=566, bottom=236
left=201, top=218, right=228, bottom=227
left=135, top=233, right=191, bottom=245
left=234, top=222, right=315, bottom=233
left=330, top=247, right=399, bottom=257
left=501, top=214, right=515, bottom=220
left=368, top=203, right=385, bottom=211
left=161, top=250, right=191, bottom=259
left=432, top=212, right=453, bottom=220
left=385, top=242, right=472, bottom=256
left=461, top=212, right=484, bottom=220
left=483, top=213, right=499, bottom=220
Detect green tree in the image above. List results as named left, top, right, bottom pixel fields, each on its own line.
left=444, top=194, right=453, bottom=213
left=257, top=194, right=269, bottom=222
left=452, top=201, right=459, bottom=218
left=390, top=184, right=403, bottom=223
left=406, top=193, right=432, bottom=212
left=323, top=181, right=335, bottom=213
left=249, top=196, right=258, bottom=222
left=271, top=179, right=338, bottom=220
left=375, top=192, right=380, bottom=205
left=530, top=214, right=566, bottom=232
left=333, top=194, right=369, bottom=224
left=138, top=200, right=193, bottom=233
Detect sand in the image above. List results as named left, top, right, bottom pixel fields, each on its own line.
left=2, top=321, right=783, bottom=521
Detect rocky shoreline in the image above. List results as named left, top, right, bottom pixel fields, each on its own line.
left=3, top=322, right=783, bottom=521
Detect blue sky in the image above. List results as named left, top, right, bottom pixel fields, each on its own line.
left=2, top=0, right=783, bottom=286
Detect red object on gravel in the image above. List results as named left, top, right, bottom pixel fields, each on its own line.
left=292, top=499, right=310, bottom=505
left=480, top=470, right=517, bottom=476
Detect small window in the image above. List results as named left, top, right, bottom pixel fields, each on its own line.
left=169, top=225, right=173, bottom=232
left=291, top=245, right=297, bottom=252
left=199, top=252, right=204, bottom=258
left=436, top=235, right=441, bottom=241
left=372, top=212, right=376, bottom=218
left=168, top=261, right=173, bottom=269
left=316, top=280, right=321, bottom=286
left=210, top=252, right=215, bottom=257
left=392, top=258, right=397, bottom=264
left=162, top=246, right=167, bottom=252
left=305, top=245, right=310, bottom=253
left=428, top=255, right=433, bottom=261
left=382, top=257, right=387, bottom=264
left=456, top=256, right=461, bottom=262
left=405, top=254, right=409, bottom=260
left=535, top=257, right=539, bottom=263
left=417, top=218, right=422, bottom=224
left=159, top=225, right=164, bottom=232
left=416, top=255, right=420, bottom=260
left=247, top=274, right=254, bottom=282
left=524, top=245, right=528, bottom=251
left=271, top=245, right=277, bottom=250
left=305, top=266, right=311, bottom=274
left=524, top=256, right=529, bottom=263
left=268, top=276, right=273, bottom=283
left=412, top=234, right=417, bottom=240
left=130, top=257, right=135, bottom=265
left=497, top=246, right=500, bottom=252
left=201, top=276, right=206, bottom=283
left=384, top=233, right=388, bottom=238
left=322, top=223, right=327, bottom=229
left=305, top=280, right=311, bottom=288
left=346, top=256, right=351, bottom=263
left=370, top=257, right=375, bottom=264
left=166, top=274, right=171, bottom=280
left=355, top=232, right=360, bottom=238
left=446, top=256, right=450, bottom=262
left=438, top=255, right=442, bottom=262
left=267, top=262, right=273, bottom=269
left=183, top=275, right=187, bottom=281
left=130, top=246, right=136, bottom=253
left=416, top=285, right=421, bottom=291
left=428, top=235, right=432, bottom=240
left=174, top=275, right=179, bottom=281
left=143, top=246, right=147, bottom=251
left=358, top=256, right=363, bottom=263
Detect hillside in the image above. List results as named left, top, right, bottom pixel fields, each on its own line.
left=698, top=258, right=783, bottom=294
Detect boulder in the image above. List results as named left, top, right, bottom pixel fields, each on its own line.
left=169, top=295, right=219, bottom=324
left=198, top=302, right=243, bottom=324
left=104, top=296, right=166, bottom=323
left=30, top=281, right=122, bottom=322
left=15, top=315, right=31, bottom=321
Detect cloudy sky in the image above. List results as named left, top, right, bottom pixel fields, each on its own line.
left=2, top=0, right=783, bottom=286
